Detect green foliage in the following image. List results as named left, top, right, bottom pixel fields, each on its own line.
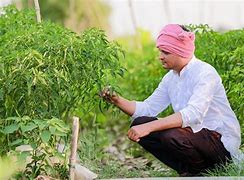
left=38, top=0, right=69, bottom=24
left=203, top=161, right=244, bottom=176
left=0, top=6, right=124, bottom=119
left=0, top=116, right=70, bottom=178
left=0, top=6, right=124, bottom=178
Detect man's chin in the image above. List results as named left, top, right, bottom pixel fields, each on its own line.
left=162, top=65, right=170, bottom=69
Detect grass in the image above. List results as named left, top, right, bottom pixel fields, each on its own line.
left=77, top=126, right=177, bottom=178
left=77, top=123, right=244, bottom=178
left=202, top=160, right=244, bottom=176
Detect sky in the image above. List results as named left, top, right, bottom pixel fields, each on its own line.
left=103, top=0, right=244, bottom=38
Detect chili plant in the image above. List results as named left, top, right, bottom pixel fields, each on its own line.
left=0, top=6, right=125, bottom=178
left=0, top=6, right=125, bottom=120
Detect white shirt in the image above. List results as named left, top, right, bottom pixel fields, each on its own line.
left=132, top=56, right=241, bottom=160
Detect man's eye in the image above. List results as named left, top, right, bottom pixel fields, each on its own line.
left=161, top=50, right=170, bottom=55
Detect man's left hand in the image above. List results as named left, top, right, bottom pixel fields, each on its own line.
left=127, top=123, right=152, bottom=142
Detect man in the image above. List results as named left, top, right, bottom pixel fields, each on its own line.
left=101, top=24, right=241, bottom=176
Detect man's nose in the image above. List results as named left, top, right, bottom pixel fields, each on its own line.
left=160, top=54, right=165, bottom=60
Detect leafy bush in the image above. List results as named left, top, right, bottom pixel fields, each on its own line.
left=0, top=6, right=124, bottom=120
left=1, top=116, right=69, bottom=178
left=0, top=6, right=124, bottom=178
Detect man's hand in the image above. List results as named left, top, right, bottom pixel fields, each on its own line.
left=100, top=86, right=119, bottom=104
left=128, top=113, right=183, bottom=142
left=127, top=123, right=152, bottom=142
left=99, top=86, right=136, bottom=116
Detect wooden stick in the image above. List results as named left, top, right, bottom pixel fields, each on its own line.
left=33, top=0, right=41, bottom=23
left=69, top=116, right=79, bottom=180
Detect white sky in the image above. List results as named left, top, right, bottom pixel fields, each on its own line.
left=103, top=0, right=244, bottom=38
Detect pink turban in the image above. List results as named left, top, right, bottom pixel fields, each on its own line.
left=156, top=24, right=195, bottom=58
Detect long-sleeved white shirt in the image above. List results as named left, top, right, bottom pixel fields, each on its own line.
left=132, top=56, right=241, bottom=160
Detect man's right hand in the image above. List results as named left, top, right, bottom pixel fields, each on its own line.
left=100, top=86, right=136, bottom=116
left=100, top=86, right=119, bottom=104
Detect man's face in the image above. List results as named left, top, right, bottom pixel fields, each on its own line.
left=158, top=49, right=180, bottom=70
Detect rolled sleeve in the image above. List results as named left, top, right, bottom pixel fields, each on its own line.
left=180, top=105, right=203, bottom=130
left=180, top=109, right=190, bottom=128
left=132, top=101, right=147, bottom=119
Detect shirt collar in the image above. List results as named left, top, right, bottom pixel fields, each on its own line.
left=173, top=55, right=197, bottom=77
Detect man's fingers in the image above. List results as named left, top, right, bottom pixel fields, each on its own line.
left=105, top=96, right=112, bottom=102
left=127, top=129, right=140, bottom=142
left=133, top=134, right=140, bottom=142
left=102, top=89, right=112, bottom=97
left=100, top=89, right=111, bottom=98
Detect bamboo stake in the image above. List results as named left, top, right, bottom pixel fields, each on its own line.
left=69, top=116, right=79, bottom=180
left=33, top=0, right=41, bottom=23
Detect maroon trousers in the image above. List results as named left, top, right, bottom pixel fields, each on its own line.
left=130, top=116, right=232, bottom=176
